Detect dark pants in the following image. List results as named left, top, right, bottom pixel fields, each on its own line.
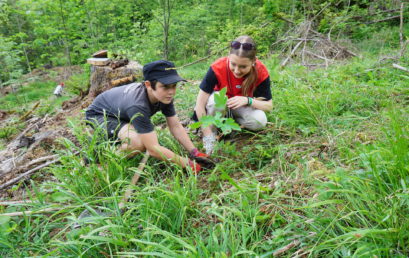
left=85, top=113, right=127, bottom=140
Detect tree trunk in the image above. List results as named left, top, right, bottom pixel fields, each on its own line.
left=88, top=61, right=143, bottom=98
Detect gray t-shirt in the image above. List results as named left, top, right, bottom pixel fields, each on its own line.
left=86, top=82, right=176, bottom=133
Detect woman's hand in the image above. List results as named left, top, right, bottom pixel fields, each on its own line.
left=227, top=96, right=248, bottom=109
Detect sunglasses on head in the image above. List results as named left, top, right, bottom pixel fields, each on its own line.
left=230, top=41, right=255, bottom=50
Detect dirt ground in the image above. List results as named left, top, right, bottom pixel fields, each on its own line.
left=0, top=66, right=89, bottom=200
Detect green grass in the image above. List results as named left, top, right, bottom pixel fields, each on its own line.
left=1, top=32, right=409, bottom=256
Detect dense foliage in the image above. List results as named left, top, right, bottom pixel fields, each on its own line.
left=1, top=0, right=407, bottom=85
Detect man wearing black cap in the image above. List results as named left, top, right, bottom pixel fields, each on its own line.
left=85, top=60, right=212, bottom=172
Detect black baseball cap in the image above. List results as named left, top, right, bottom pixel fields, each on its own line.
left=143, top=60, right=186, bottom=85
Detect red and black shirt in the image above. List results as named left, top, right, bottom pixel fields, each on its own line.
left=199, top=57, right=272, bottom=100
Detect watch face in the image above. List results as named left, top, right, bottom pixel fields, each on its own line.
left=236, top=85, right=241, bottom=89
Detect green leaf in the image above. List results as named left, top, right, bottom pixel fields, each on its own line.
left=200, top=115, right=215, bottom=127
left=0, top=216, right=10, bottom=226
left=189, top=121, right=202, bottom=129
left=214, top=88, right=228, bottom=109
left=50, top=192, right=72, bottom=203
left=225, top=118, right=242, bottom=131
left=214, top=118, right=224, bottom=128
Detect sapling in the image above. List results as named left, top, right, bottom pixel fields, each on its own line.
left=190, top=88, right=241, bottom=135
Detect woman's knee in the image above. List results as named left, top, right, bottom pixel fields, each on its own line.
left=240, top=111, right=267, bottom=131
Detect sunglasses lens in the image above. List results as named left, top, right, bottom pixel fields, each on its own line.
left=231, top=41, right=241, bottom=49
left=230, top=41, right=254, bottom=50
left=242, top=43, right=254, bottom=50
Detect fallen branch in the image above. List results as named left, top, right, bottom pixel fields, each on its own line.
left=0, top=159, right=59, bottom=190
left=273, top=240, right=301, bottom=256
left=24, top=154, right=59, bottom=168
left=273, top=15, right=358, bottom=59
left=13, top=117, right=41, bottom=143
left=400, top=3, right=404, bottom=49
left=309, top=29, right=358, bottom=57
left=399, top=3, right=407, bottom=58
left=273, top=13, right=294, bottom=25
left=19, top=101, right=41, bottom=121
left=0, top=200, right=34, bottom=206
left=119, top=152, right=150, bottom=209
left=351, top=8, right=400, bottom=20
left=304, top=50, right=332, bottom=62
left=393, top=63, right=409, bottom=73
left=281, top=40, right=304, bottom=68
left=292, top=247, right=309, bottom=258
left=400, top=40, right=409, bottom=58
left=366, top=16, right=400, bottom=25
left=173, top=47, right=229, bottom=70
left=1, top=207, right=59, bottom=217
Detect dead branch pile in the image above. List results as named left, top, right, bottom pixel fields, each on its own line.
left=276, top=20, right=358, bottom=68
left=0, top=116, right=61, bottom=188
left=0, top=110, right=80, bottom=196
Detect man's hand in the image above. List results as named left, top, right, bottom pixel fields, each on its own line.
left=188, top=159, right=202, bottom=174
left=189, top=148, right=216, bottom=169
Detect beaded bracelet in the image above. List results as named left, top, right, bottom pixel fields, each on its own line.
left=247, top=97, right=253, bottom=106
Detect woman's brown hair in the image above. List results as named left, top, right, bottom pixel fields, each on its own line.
left=229, top=35, right=257, bottom=96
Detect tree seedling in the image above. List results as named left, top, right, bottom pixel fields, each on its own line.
left=190, top=88, right=241, bottom=135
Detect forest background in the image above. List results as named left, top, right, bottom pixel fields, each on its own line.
left=1, top=0, right=409, bottom=257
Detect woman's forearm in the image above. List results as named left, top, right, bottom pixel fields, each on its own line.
left=250, top=99, right=272, bottom=111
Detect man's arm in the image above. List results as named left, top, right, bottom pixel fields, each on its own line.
left=166, top=115, right=195, bottom=152
left=166, top=116, right=215, bottom=169
left=139, top=130, right=190, bottom=168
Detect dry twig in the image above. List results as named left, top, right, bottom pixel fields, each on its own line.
left=118, top=152, right=150, bottom=209
left=281, top=40, right=304, bottom=68
left=1, top=207, right=60, bottom=217
left=0, top=151, right=78, bottom=190
left=366, top=16, right=400, bottom=25
left=393, top=63, right=409, bottom=73
left=19, top=101, right=41, bottom=121
left=0, top=159, right=59, bottom=190
left=0, top=200, right=34, bottom=206
left=400, top=3, right=404, bottom=49
left=273, top=240, right=301, bottom=256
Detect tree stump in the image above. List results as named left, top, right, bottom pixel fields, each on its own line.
left=88, top=61, right=143, bottom=98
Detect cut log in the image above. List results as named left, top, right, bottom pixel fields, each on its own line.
left=88, top=61, right=143, bottom=98
left=111, top=75, right=136, bottom=87
left=110, top=59, right=129, bottom=69
left=86, top=58, right=111, bottom=66
left=92, top=50, right=108, bottom=58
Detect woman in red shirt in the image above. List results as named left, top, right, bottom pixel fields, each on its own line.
left=194, top=35, right=272, bottom=154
